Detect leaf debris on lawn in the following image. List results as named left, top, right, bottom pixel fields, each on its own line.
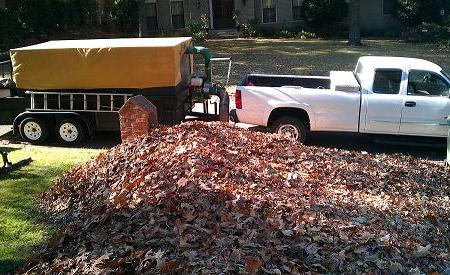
left=20, top=122, right=449, bottom=274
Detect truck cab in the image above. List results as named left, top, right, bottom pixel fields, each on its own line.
left=356, top=56, right=450, bottom=137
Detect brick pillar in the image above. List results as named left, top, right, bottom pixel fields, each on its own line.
left=119, top=95, right=158, bottom=142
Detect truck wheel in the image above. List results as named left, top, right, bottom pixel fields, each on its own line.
left=271, top=117, right=307, bottom=143
left=56, top=118, right=86, bottom=145
left=19, top=117, right=49, bottom=144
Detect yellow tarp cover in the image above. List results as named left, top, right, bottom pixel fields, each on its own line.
left=10, top=37, right=192, bottom=90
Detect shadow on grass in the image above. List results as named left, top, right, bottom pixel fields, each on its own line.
left=1, top=130, right=121, bottom=150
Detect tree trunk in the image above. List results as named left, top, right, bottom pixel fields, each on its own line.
left=348, top=0, right=361, bottom=46
left=137, top=0, right=147, bottom=38
left=96, top=0, right=105, bottom=26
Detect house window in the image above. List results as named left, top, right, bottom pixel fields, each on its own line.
left=383, top=0, right=396, bottom=15
left=262, top=0, right=276, bottom=23
left=171, top=0, right=185, bottom=29
left=292, top=0, right=302, bottom=20
left=145, top=0, right=158, bottom=31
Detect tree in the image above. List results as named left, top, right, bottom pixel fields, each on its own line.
left=397, top=0, right=449, bottom=26
left=301, top=0, right=348, bottom=37
left=348, top=0, right=361, bottom=46
left=137, top=0, right=147, bottom=37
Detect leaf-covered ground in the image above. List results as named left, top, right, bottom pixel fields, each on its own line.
left=199, top=39, right=450, bottom=86
left=20, top=122, right=449, bottom=274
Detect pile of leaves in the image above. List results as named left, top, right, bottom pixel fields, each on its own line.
left=21, top=122, right=449, bottom=274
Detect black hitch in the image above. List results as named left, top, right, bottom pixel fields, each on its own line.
left=0, top=150, right=32, bottom=175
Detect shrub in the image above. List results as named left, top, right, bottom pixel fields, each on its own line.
left=279, top=30, right=295, bottom=38
left=402, top=22, right=450, bottom=44
left=397, top=0, right=450, bottom=27
left=188, top=14, right=209, bottom=40
left=295, top=30, right=317, bottom=39
left=301, top=0, right=348, bottom=37
left=241, top=18, right=257, bottom=37
left=103, top=0, right=138, bottom=33
left=18, top=0, right=98, bottom=34
left=0, top=8, right=24, bottom=51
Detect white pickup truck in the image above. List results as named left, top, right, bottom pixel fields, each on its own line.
left=231, top=56, right=450, bottom=142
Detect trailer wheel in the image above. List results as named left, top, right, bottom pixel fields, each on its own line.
left=19, top=117, right=49, bottom=144
left=56, top=118, right=86, bottom=145
left=271, top=116, right=307, bottom=143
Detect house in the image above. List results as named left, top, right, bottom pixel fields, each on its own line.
left=1, top=0, right=402, bottom=35
left=140, top=0, right=402, bottom=34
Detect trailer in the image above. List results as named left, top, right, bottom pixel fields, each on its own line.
left=0, top=38, right=230, bottom=144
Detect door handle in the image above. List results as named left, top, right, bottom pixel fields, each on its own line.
left=405, top=101, right=416, bottom=107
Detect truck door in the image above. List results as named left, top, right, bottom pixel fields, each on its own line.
left=399, top=70, right=450, bottom=137
left=362, top=69, right=404, bottom=133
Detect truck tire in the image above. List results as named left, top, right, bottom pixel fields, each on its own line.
left=19, top=117, right=50, bottom=144
left=271, top=116, right=307, bottom=143
left=56, top=118, right=86, bottom=145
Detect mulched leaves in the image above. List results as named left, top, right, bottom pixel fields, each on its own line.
left=20, top=122, right=449, bottom=274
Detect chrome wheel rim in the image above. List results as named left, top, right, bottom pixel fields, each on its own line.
left=278, top=124, right=300, bottom=141
left=59, top=123, right=78, bottom=142
left=23, top=121, right=42, bottom=141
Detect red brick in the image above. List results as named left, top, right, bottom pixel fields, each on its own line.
left=119, top=95, right=158, bottom=142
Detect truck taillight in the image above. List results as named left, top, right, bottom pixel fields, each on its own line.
left=235, top=90, right=242, bottom=109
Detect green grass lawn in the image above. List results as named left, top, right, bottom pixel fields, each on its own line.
left=0, top=145, right=102, bottom=273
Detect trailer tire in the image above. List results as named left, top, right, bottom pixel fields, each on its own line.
left=19, top=117, right=50, bottom=144
left=56, top=118, right=86, bottom=145
left=271, top=116, right=307, bottom=143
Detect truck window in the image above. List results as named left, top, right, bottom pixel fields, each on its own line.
left=373, top=69, right=402, bottom=94
left=407, top=70, right=450, bottom=97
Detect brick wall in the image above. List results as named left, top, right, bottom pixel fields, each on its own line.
left=119, top=96, right=158, bottom=142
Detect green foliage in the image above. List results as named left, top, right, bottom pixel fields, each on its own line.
left=241, top=18, right=258, bottom=37
left=295, top=30, right=317, bottom=39
left=274, top=29, right=317, bottom=39
left=403, top=22, right=450, bottom=46
left=301, top=0, right=348, bottom=37
left=188, top=14, right=209, bottom=40
left=0, top=0, right=99, bottom=50
left=279, top=30, right=295, bottom=38
left=19, top=0, right=98, bottom=34
left=397, top=0, right=449, bottom=26
left=103, top=0, right=138, bottom=33
left=0, top=8, right=24, bottom=51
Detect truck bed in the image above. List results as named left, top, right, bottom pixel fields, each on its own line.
left=241, top=74, right=331, bottom=89
left=235, top=71, right=362, bottom=131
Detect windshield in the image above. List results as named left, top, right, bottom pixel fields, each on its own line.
left=441, top=70, right=450, bottom=82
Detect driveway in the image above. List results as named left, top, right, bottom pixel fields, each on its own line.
left=0, top=125, right=12, bottom=137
